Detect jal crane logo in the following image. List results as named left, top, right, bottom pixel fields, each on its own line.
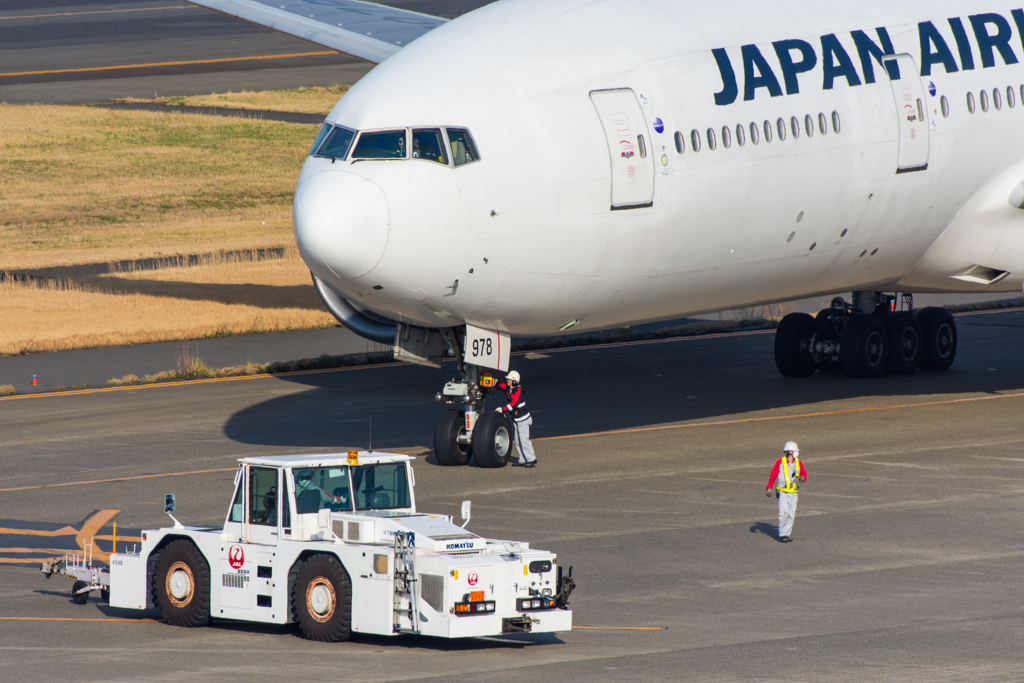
left=468, top=571, right=479, bottom=586
left=229, top=544, right=245, bottom=569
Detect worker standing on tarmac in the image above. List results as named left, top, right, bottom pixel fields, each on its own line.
left=496, top=370, right=536, bottom=468
left=765, top=441, right=807, bottom=543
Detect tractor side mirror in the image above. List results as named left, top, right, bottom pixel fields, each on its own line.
left=165, top=494, right=175, bottom=513
left=460, top=500, right=471, bottom=529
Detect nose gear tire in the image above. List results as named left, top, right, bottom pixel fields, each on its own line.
left=916, top=307, right=957, bottom=371
left=434, top=409, right=471, bottom=466
left=291, top=554, right=352, bottom=642
left=153, top=539, right=211, bottom=627
left=774, top=313, right=817, bottom=377
left=472, top=412, right=513, bottom=468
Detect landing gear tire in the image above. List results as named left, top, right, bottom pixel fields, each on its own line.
left=917, top=307, right=957, bottom=371
left=840, top=314, right=888, bottom=379
left=100, top=587, right=110, bottom=604
left=472, top=412, right=513, bottom=468
left=153, top=539, right=211, bottom=627
left=71, top=580, right=89, bottom=605
left=813, top=309, right=842, bottom=372
left=434, top=409, right=471, bottom=466
left=882, top=311, right=922, bottom=374
left=291, top=554, right=351, bottom=642
left=774, top=313, right=817, bottom=377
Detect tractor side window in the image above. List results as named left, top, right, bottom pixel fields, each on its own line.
left=412, top=128, right=448, bottom=164
left=229, top=475, right=244, bottom=522
left=292, top=467, right=352, bottom=513
left=249, top=467, right=278, bottom=526
left=352, top=464, right=410, bottom=510
left=446, top=128, right=479, bottom=167
left=352, top=130, right=407, bottom=159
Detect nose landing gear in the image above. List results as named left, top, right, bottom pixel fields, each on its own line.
left=774, top=292, right=956, bottom=379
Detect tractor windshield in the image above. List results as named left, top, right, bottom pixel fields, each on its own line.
left=351, top=463, right=410, bottom=510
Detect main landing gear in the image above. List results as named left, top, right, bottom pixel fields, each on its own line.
left=433, top=334, right=513, bottom=468
left=774, top=292, right=957, bottom=379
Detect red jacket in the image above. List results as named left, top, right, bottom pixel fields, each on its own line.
left=766, top=458, right=808, bottom=490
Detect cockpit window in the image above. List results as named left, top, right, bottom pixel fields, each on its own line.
left=352, top=130, right=407, bottom=159
left=446, top=128, right=479, bottom=167
left=308, top=123, right=331, bottom=156
left=315, top=126, right=356, bottom=160
left=352, top=463, right=410, bottom=510
left=412, top=128, right=448, bottom=164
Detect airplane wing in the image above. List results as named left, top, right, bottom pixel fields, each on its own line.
left=184, top=0, right=448, bottom=64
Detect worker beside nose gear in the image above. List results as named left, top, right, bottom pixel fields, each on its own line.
left=765, top=441, right=807, bottom=543
left=496, top=370, right=536, bottom=468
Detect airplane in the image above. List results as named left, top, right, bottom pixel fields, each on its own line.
left=188, top=0, right=1024, bottom=466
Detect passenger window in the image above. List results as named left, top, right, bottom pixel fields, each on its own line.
left=352, top=464, right=410, bottom=510
left=637, top=135, right=647, bottom=158
left=750, top=122, right=760, bottom=144
left=309, top=124, right=332, bottom=156
left=917, top=98, right=925, bottom=121
left=1008, top=86, right=1016, bottom=108
left=412, top=128, right=448, bottom=164
left=777, top=117, right=787, bottom=141
left=674, top=131, right=685, bottom=154
left=967, top=91, right=976, bottom=114
left=790, top=116, right=800, bottom=139
left=721, top=126, right=731, bottom=149
left=249, top=467, right=278, bottom=526
left=763, top=120, right=772, bottom=143
left=993, top=88, right=1002, bottom=110
left=690, top=129, right=701, bottom=152
left=941, top=96, right=950, bottom=118
left=831, top=110, right=841, bottom=133
left=706, top=127, right=717, bottom=150
left=980, top=89, right=989, bottom=112
left=818, top=112, right=827, bottom=135
left=735, top=123, right=745, bottom=147
left=316, top=126, right=356, bottom=160
left=447, top=128, right=479, bottom=166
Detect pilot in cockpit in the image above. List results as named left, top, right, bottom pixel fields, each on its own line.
left=393, top=135, right=406, bottom=158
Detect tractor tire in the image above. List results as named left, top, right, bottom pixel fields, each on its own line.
left=71, top=580, right=89, bottom=605
left=472, top=411, right=513, bottom=468
left=292, top=554, right=352, bottom=642
left=153, top=540, right=211, bottom=627
left=434, top=409, right=471, bottom=466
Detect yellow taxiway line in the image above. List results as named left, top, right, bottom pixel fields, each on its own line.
left=0, top=6, right=192, bottom=21
left=0, top=51, right=338, bottom=78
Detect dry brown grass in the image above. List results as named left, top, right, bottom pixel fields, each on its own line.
left=0, top=384, right=15, bottom=395
left=117, top=84, right=349, bottom=115
left=0, top=103, right=317, bottom=270
left=0, top=247, right=336, bottom=356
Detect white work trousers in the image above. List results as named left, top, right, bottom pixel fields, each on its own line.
left=778, top=492, right=798, bottom=537
left=513, top=416, right=536, bottom=463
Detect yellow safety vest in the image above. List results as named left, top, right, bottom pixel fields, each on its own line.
left=776, top=457, right=802, bottom=494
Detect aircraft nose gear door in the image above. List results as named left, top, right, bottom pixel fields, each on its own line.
left=590, top=89, right=655, bottom=209
left=885, top=54, right=929, bottom=173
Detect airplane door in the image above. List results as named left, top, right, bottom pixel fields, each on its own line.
left=886, top=54, right=929, bottom=172
left=590, top=89, right=655, bottom=209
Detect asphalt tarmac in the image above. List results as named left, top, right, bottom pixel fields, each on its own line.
left=3, top=308, right=1024, bottom=682
left=0, top=0, right=494, bottom=105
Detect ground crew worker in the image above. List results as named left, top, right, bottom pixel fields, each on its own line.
left=496, top=370, right=536, bottom=467
left=765, top=441, right=807, bottom=543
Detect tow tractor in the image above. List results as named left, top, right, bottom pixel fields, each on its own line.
left=42, top=450, right=574, bottom=641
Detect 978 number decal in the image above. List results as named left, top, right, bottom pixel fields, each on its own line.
left=470, top=338, right=493, bottom=357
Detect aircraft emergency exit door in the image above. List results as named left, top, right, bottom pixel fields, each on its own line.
left=590, top=89, right=655, bottom=209
left=886, top=54, right=930, bottom=172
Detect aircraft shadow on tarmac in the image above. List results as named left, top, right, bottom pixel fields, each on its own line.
left=222, top=317, right=1024, bottom=457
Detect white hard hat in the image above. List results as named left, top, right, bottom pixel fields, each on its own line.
left=506, top=370, right=521, bottom=384
left=783, top=441, right=799, bottom=454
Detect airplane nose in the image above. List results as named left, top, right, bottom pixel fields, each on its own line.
left=293, top=170, right=390, bottom=281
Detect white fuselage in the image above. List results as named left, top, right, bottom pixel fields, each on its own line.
left=293, top=0, right=1024, bottom=336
